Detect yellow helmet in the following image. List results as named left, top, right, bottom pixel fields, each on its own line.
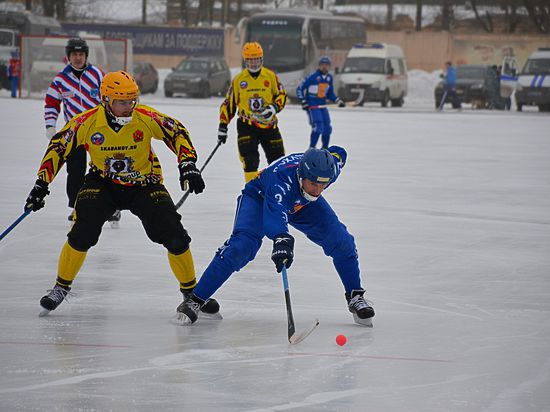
left=100, top=71, right=139, bottom=102
left=242, top=42, right=263, bottom=60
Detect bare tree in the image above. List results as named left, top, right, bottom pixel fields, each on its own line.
left=470, top=0, right=494, bottom=32
left=142, top=0, right=147, bottom=25
left=523, top=0, right=549, bottom=33
left=441, top=0, right=452, bottom=31
left=502, top=0, right=518, bottom=33
left=386, top=0, right=393, bottom=29
left=415, top=0, right=422, bottom=31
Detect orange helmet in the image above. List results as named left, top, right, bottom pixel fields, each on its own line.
left=242, top=42, right=263, bottom=60
left=100, top=71, right=139, bottom=102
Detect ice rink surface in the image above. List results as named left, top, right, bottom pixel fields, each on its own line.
left=0, top=95, right=549, bottom=411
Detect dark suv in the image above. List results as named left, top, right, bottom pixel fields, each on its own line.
left=434, top=65, right=502, bottom=109
left=164, top=56, right=231, bottom=98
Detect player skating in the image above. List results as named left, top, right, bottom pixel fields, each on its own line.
left=217, top=42, right=288, bottom=183
left=26, top=71, right=219, bottom=317
left=176, top=146, right=375, bottom=327
left=296, top=56, right=345, bottom=149
left=43, top=38, right=119, bottom=225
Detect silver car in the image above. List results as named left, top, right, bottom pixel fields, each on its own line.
left=164, top=56, right=231, bottom=98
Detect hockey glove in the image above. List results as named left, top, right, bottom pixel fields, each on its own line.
left=178, top=161, right=205, bottom=194
left=336, top=98, right=346, bottom=108
left=260, top=104, right=277, bottom=122
left=271, top=233, right=295, bottom=273
left=301, top=100, right=309, bottom=111
left=25, top=179, right=50, bottom=212
left=218, top=123, right=228, bottom=144
left=45, top=127, right=56, bottom=140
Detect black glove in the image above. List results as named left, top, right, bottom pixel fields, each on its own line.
left=271, top=233, right=295, bottom=273
left=336, top=98, right=346, bottom=108
left=178, top=161, right=205, bottom=194
left=218, top=123, right=228, bottom=144
left=25, top=179, right=50, bottom=212
left=301, top=100, right=309, bottom=111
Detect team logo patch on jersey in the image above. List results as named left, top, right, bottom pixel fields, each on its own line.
left=249, top=94, right=264, bottom=112
left=105, top=153, right=135, bottom=174
left=264, top=80, right=270, bottom=87
left=240, top=81, right=248, bottom=89
left=133, top=130, right=144, bottom=142
left=91, top=132, right=104, bottom=145
left=90, top=88, right=99, bottom=98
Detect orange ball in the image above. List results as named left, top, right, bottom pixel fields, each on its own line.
left=335, top=334, right=347, bottom=346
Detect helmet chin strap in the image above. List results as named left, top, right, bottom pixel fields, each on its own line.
left=104, top=101, right=135, bottom=126
left=299, top=178, right=320, bottom=202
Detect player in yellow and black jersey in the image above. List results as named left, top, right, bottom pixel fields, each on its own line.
left=24, top=70, right=219, bottom=317
left=218, top=42, right=288, bottom=183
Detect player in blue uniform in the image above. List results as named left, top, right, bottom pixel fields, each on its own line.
left=176, top=146, right=375, bottom=326
left=296, top=56, right=346, bottom=149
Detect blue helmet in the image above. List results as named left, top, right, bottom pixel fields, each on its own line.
left=318, top=56, right=332, bottom=66
left=298, top=148, right=336, bottom=184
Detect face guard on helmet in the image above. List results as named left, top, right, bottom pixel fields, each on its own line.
left=100, top=71, right=140, bottom=126
left=242, top=42, right=263, bottom=73
left=298, top=148, right=336, bottom=201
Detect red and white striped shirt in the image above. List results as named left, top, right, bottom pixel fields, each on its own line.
left=44, top=64, right=104, bottom=129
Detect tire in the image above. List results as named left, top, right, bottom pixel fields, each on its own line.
left=151, top=80, right=158, bottom=94
left=221, top=81, right=230, bottom=96
left=381, top=90, right=390, bottom=107
left=200, top=83, right=210, bottom=98
left=517, top=103, right=523, bottom=112
left=391, top=94, right=404, bottom=107
left=165, top=89, right=173, bottom=98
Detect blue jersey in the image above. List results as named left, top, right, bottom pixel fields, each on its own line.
left=296, top=70, right=339, bottom=106
left=243, top=148, right=345, bottom=238
left=444, top=66, right=457, bottom=87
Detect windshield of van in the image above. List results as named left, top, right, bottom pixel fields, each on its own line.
left=521, top=59, right=550, bottom=75
left=456, top=66, right=485, bottom=79
left=342, top=57, right=385, bottom=74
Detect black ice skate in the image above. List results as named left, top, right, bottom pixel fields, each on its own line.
left=182, top=290, right=222, bottom=320
left=39, top=285, right=71, bottom=317
left=107, top=210, right=121, bottom=228
left=175, top=294, right=203, bottom=325
left=346, top=289, right=375, bottom=327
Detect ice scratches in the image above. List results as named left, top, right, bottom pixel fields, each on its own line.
left=242, top=374, right=488, bottom=412
left=380, top=298, right=485, bottom=321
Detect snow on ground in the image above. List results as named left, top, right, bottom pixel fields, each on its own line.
left=0, top=93, right=549, bottom=411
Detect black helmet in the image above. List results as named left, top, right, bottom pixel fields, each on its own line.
left=66, top=38, right=89, bottom=58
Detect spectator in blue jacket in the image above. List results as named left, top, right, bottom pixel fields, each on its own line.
left=296, top=56, right=345, bottom=149
left=442, top=61, right=461, bottom=110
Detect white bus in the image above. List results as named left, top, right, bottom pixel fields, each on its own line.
left=238, top=9, right=366, bottom=100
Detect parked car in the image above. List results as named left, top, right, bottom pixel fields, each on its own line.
left=434, top=65, right=502, bottom=109
left=336, top=43, right=408, bottom=107
left=515, top=48, right=550, bottom=112
left=164, top=56, right=231, bottom=98
left=133, top=61, right=158, bottom=94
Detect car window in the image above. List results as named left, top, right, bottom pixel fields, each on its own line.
left=342, top=57, right=385, bottom=74
left=176, top=60, right=209, bottom=73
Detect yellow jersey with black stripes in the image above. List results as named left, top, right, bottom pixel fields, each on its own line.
left=219, top=67, right=287, bottom=129
left=37, top=104, right=197, bottom=186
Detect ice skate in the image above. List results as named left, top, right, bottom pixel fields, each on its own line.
left=107, top=210, right=121, bottom=228
left=39, top=285, right=71, bottom=317
left=175, top=294, right=203, bottom=325
left=182, top=290, right=222, bottom=320
left=346, top=289, right=375, bottom=327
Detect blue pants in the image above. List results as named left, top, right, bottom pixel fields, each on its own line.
left=308, top=107, right=332, bottom=148
left=193, top=193, right=363, bottom=300
left=10, top=76, right=18, bottom=98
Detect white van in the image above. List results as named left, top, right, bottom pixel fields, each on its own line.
left=30, top=35, right=108, bottom=91
left=336, top=43, right=408, bottom=107
left=515, top=48, right=550, bottom=112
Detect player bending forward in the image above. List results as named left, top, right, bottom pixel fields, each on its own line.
left=25, top=71, right=219, bottom=317
left=176, top=146, right=375, bottom=326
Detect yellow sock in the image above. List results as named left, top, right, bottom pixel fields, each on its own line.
left=244, top=171, right=258, bottom=183
left=168, top=249, right=197, bottom=292
left=57, top=241, right=87, bottom=285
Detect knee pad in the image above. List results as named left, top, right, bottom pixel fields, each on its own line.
left=163, top=230, right=191, bottom=255
left=67, top=226, right=100, bottom=252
